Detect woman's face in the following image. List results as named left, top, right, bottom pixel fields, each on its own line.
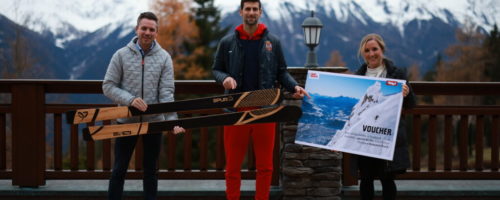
left=363, top=40, right=384, bottom=68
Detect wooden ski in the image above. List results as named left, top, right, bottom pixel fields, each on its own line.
left=82, top=105, right=301, bottom=141
left=66, top=88, right=282, bottom=124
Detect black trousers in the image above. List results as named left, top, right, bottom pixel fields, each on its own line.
left=108, top=133, right=162, bottom=200
left=358, top=156, right=397, bottom=200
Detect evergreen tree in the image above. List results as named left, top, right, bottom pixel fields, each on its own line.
left=191, top=0, right=230, bottom=78
left=483, top=24, right=500, bottom=105
left=423, top=53, right=441, bottom=82
left=420, top=53, right=443, bottom=104
left=484, top=24, right=500, bottom=81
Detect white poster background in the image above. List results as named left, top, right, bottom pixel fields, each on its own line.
left=294, top=70, right=405, bottom=160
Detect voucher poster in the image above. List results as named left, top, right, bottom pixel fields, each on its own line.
left=294, top=70, right=405, bottom=160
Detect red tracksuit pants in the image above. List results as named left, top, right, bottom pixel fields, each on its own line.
left=224, top=122, right=276, bottom=200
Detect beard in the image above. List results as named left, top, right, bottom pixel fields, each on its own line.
left=244, top=17, right=259, bottom=26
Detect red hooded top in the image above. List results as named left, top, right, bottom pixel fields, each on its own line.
left=235, top=24, right=267, bottom=40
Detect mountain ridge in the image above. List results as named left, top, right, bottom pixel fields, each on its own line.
left=0, top=0, right=498, bottom=79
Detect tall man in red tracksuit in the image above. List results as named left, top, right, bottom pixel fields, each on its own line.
left=212, top=0, right=309, bottom=199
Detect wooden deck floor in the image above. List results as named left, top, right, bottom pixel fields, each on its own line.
left=342, top=180, right=500, bottom=200
left=1, top=179, right=500, bottom=200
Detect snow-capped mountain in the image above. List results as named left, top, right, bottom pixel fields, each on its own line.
left=0, top=0, right=499, bottom=79
left=295, top=93, right=358, bottom=146
left=0, top=0, right=149, bottom=48
left=219, top=0, right=499, bottom=73
left=3, top=0, right=498, bottom=48
left=218, top=0, right=499, bottom=36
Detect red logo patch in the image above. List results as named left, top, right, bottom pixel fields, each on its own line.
left=310, top=73, right=319, bottom=79
left=386, top=81, right=398, bottom=86
left=265, top=41, right=272, bottom=51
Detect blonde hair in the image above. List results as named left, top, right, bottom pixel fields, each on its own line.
left=358, top=33, right=386, bottom=63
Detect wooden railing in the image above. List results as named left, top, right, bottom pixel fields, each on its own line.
left=343, top=82, right=500, bottom=185
left=402, top=82, right=499, bottom=178
left=0, top=80, right=499, bottom=187
left=0, top=80, right=281, bottom=187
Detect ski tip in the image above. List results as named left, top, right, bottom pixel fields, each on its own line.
left=65, top=111, right=76, bottom=124
left=82, top=128, right=93, bottom=141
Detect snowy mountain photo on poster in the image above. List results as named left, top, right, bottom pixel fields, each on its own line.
left=295, top=70, right=405, bottom=160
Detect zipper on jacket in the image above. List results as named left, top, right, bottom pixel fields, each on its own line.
left=141, top=55, right=145, bottom=99
left=140, top=54, right=145, bottom=123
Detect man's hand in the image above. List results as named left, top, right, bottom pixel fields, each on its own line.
left=172, top=126, right=186, bottom=135
left=292, top=85, right=310, bottom=99
left=222, top=77, right=237, bottom=90
left=131, top=97, right=148, bottom=112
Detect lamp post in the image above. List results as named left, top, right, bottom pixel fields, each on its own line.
left=302, top=11, right=323, bottom=68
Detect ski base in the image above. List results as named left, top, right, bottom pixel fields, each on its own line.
left=83, top=105, right=301, bottom=141
left=67, top=88, right=282, bottom=124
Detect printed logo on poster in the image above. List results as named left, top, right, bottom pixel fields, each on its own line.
left=386, top=80, right=398, bottom=86
left=309, top=72, right=319, bottom=79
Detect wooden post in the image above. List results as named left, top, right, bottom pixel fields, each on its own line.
left=11, top=84, right=45, bottom=187
left=0, top=114, right=6, bottom=170
left=342, top=153, right=358, bottom=186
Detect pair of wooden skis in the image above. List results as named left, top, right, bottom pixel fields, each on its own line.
left=65, top=88, right=302, bottom=141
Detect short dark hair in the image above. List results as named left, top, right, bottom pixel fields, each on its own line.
left=137, top=12, right=158, bottom=27
left=240, top=0, right=261, bottom=10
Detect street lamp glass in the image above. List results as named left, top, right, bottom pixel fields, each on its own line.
left=315, top=27, right=321, bottom=45
left=310, top=27, right=317, bottom=45
left=303, top=27, right=310, bottom=45
left=303, top=26, right=321, bottom=46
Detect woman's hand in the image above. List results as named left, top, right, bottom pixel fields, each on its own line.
left=172, top=126, right=186, bottom=135
left=402, top=84, right=409, bottom=97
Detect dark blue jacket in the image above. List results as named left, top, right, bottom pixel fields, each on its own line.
left=352, top=58, right=415, bottom=174
left=212, top=29, right=298, bottom=93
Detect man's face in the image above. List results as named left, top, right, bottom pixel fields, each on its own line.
left=240, top=2, right=262, bottom=26
left=135, top=18, right=158, bottom=47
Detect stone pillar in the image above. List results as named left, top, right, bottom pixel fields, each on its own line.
left=281, top=66, right=347, bottom=200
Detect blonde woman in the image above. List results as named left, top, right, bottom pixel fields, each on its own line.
left=352, top=33, right=415, bottom=200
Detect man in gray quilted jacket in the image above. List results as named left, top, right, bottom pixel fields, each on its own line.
left=102, top=12, right=184, bottom=200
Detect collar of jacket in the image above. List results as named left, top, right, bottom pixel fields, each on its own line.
left=234, top=27, right=269, bottom=48
left=127, top=36, right=162, bottom=56
left=356, top=58, right=398, bottom=76
left=235, top=23, right=267, bottom=40
left=135, top=40, right=156, bottom=57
